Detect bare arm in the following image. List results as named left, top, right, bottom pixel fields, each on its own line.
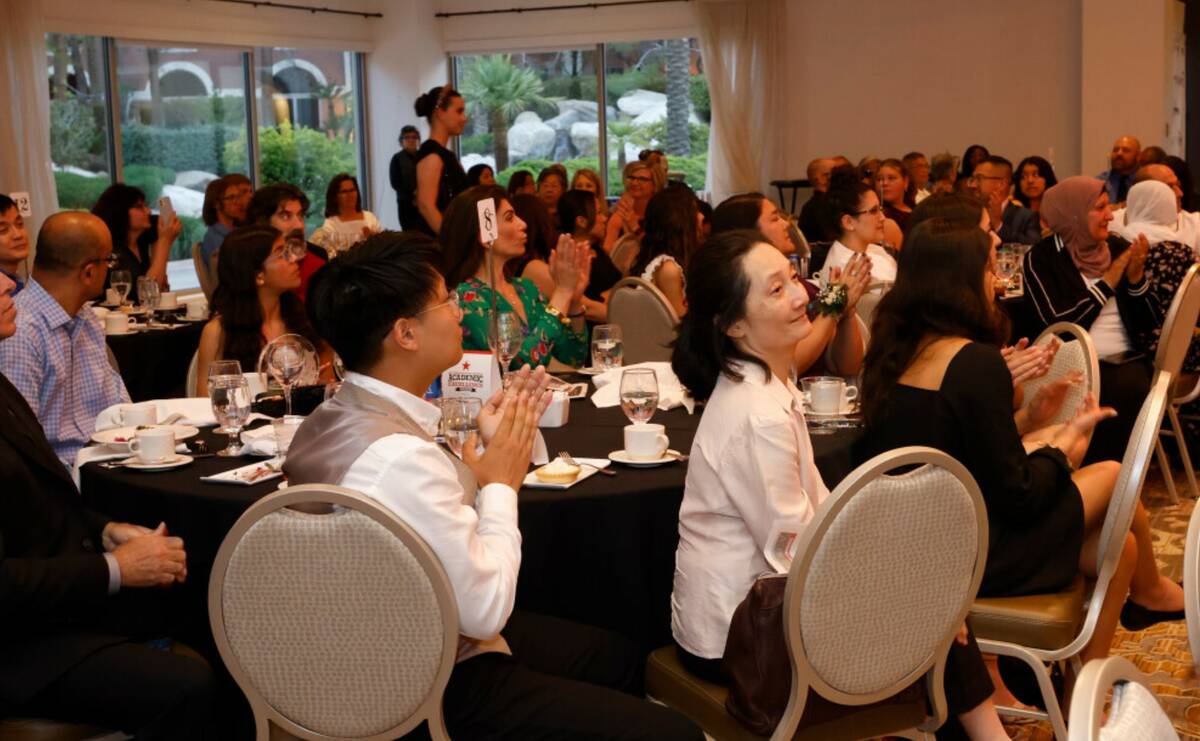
left=415, top=155, right=444, bottom=234
left=825, top=311, right=864, bottom=376
left=653, top=260, right=687, bottom=318
left=521, top=259, right=556, bottom=301
left=195, top=319, right=222, bottom=397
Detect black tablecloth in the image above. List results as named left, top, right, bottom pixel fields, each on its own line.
left=80, top=399, right=860, bottom=651
left=106, top=319, right=204, bottom=401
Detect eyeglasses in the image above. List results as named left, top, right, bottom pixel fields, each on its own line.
left=84, top=253, right=119, bottom=269
left=854, top=205, right=884, bottom=217
left=969, top=174, right=1007, bottom=183
left=415, top=290, right=460, bottom=316
left=625, top=175, right=653, bottom=184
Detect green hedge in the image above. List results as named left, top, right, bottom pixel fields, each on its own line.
left=122, top=123, right=240, bottom=174
left=174, top=216, right=206, bottom=261
left=54, top=172, right=110, bottom=210
left=461, top=132, right=494, bottom=156
left=124, top=164, right=175, bottom=203
left=225, top=123, right=357, bottom=223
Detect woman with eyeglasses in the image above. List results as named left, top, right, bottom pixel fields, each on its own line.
left=604, top=161, right=664, bottom=254
left=823, top=171, right=898, bottom=283
left=90, top=183, right=181, bottom=303
left=310, top=173, right=382, bottom=257
left=196, top=224, right=333, bottom=396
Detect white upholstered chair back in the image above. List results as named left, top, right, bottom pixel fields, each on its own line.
left=775, top=446, right=988, bottom=737
left=1021, top=322, right=1101, bottom=428
left=209, top=484, right=458, bottom=740
left=186, top=350, right=199, bottom=397
left=1184, top=499, right=1200, bottom=673
left=1153, top=263, right=1200, bottom=379
left=609, top=233, right=641, bottom=276
left=607, top=277, right=680, bottom=364
left=1067, top=657, right=1179, bottom=741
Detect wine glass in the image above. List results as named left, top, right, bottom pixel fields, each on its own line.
left=441, top=397, right=481, bottom=456
left=209, top=374, right=252, bottom=456
left=110, top=270, right=132, bottom=307
left=489, top=312, right=524, bottom=382
left=138, top=276, right=161, bottom=314
left=591, top=324, right=624, bottom=371
left=995, top=252, right=1020, bottom=293
left=207, top=360, right=244, bottom=432
left=620, top=368, right=659, bottom=424
left=261, top=334, right=311, bottom=416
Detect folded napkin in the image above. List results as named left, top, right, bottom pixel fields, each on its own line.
left=590, top=362, right=695, bottom=414
left=95, top=398, right=218, bottom=430
left=240, top=425, right=278, bottom=457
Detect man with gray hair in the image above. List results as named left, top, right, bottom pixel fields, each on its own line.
left=0, top=212, right=129, bottom=466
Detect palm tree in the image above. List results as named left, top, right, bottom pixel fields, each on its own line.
left=665, top=38, right=690, bottom=156
left=460, top=55, right=550, bottom=171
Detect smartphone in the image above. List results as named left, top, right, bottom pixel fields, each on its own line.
left=157, top=196, right=176, bottom=227
left=1099, top=350, right=1147, bottom=366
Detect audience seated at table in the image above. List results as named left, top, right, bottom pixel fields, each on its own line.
left=627, top=186, right=701, bottom=318
left=668, top=229, right=1009, bottom=740
left=1013, top=155, right=1058, bottom=214
left=244, top=183, right=328, bottom=302
left=604, top=160, right=663, bottom=253
left=91, top=183, right=180, bottom=303
left=196, top=224, right=333, bottom=396
left=876, top=157, right=915, bottom=231
left=465, top=163, right=496, bottom=188
left=904, top=150, right=932, bottom=203
left=1118, top=162, right=1199, bottom=253
left=1099, top=135, right=1141, bottom=204
left=412, top=85, right=468, bottom=236
left=856, top=221, right=1183, bottom=691
left=0, top=213, right=129, bottom=467
left=536, top=165, right=568, bottom=222
left=309, top=173, right=382, bottom=256
left=710, top=191, right=867, bottom=376
left=199, top=173, right=252, bottom=275
left=506, top=169, right=535, bottom=198
left=286, top=232, right=702, bottom=740
left=1023, top=176, right=1160, bottom=464
left=441, top=185, right=590, bottom=368
left=972, top=156, right=1042, bottom=245
left=823, top=168, right=899, bottom=283
left=0, top=269, right=213, bottom=739
left=0, top=194, right=30, bottom=293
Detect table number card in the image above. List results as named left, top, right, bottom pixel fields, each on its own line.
left=476, top=197, right=498, bottom=244
left=442, top=350, right=501, bottom=401
left=10, top=192, right=31, bottom=218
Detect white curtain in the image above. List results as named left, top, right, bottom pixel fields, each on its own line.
left=0, top=0, right=58, bottom=266
left=696, top=0, right=786, bottom=205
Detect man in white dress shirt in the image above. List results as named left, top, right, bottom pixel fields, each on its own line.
left=286, top=231, right=702, bottom=740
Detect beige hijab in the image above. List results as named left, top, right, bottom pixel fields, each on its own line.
left=1041, top=176, right=1110, bottom=278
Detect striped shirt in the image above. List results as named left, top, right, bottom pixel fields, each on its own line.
left=0, top=278, right=129, bottom=468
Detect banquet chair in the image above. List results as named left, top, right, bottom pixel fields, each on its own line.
left=1066, top=657, right=1178, bottom=741
left=970, top=370, right=1172, bottom=739
left=1184, top=501, right=1200, bottom=675
left=1152, top=263, right=1200, bottom=501
left=609, top=233, right=641, bottom=276
left=608, top=277, right=679, bottom=364
left=1020, top=322, right=1101, bottom=429
left=646, top=446, right=988, bottom=740
left=191, top=242, right=217, bottom=301
left=185, top=351, right=199, bottom=397
left=209, top=484, right=458, bottom=741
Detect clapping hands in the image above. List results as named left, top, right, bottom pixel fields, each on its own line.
left=1002, top=337, right=1059, bottom=387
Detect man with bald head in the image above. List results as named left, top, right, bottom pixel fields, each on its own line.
left=0, top=212, right=129, bottom=466
left=1098, top=135, right=1141, bottom=203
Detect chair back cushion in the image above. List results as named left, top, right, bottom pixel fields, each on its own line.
left=1154, top=263, right=1200, bottom=378
left=608, top=277, right=679, bottom=364
left=1099, top=680, right=1179, bottom=741
left=1022, top=324, right=1099, bottom=428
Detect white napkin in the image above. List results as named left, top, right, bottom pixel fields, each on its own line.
left=240, top=425, right=278, bottom=456
left=95, top=398, right=217, bottom=430
left=590, top=361, right=695, bottom=414
left=72, top=443, right=189, bottom=487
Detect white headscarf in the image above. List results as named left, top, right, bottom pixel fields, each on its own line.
left=1108, top=180, right=1183, bottom=246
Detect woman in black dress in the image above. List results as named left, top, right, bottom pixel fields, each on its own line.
left=412, top=85, right=468, bottom=236
left=856, top=219, right=1183, bottom=670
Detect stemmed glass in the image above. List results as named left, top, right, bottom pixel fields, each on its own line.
left=619, top=368, right=659, bottom=424
left=138, top=276, right=160, bottom=315
left=209, top=373, right=252, bottom=456
left=591, top=324, right=624, bottom=371
left=208, top=360, right=244, bottom=434
left=110, top=269, right=132, bottom=307
left=995, top=252, right=1020, bottom=294
left=441, top=397, right=482, bottom=456
left=262, top=334, right=309, bottom=416
left=489, top=312, right=524, bottom=384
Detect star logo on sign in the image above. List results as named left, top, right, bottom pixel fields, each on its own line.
left=462, top=362, right=471, bottom=370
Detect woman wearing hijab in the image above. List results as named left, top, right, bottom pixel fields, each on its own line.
left=1023, top=176, right=1158, bottom=463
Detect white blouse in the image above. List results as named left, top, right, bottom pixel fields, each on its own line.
left=825, top=239, right=897, bottom=283
left=311, top=212, right=383, bottom=256
left=1084, top=275, right=1131, bottom=356
left=671, top=362, right=830, bottom=659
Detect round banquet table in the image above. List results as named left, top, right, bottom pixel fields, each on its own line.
left=79, top=397, right=861, bottom=652
left=106, top=317, right=205, bottom=401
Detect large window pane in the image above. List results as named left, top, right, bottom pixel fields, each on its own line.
left=46, top=33, right=113, bottom=211
left=455, top=49, right=600, bottom=191
left=252, top=48, right=362, bottom=234
left=605, top=39, right=709, bottom=194
left=117, top=43, right=250, bottom=290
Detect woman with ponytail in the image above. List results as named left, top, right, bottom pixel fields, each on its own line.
left=412, top=85, right=468, bottom=236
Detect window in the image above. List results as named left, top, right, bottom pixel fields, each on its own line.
left=47, top=33, right=113, bottom=212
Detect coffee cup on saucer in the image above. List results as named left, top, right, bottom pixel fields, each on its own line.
left=158, top=291, right=179, bottom=309
left=114, top=402, right=158, bottom=427
left=801, top=376, right=858, bottom=414
left=623, top=423, right=669, bottom=461
left=104, top=313, right=131, bottom=335
left=129, top=427, right=175, bottom=463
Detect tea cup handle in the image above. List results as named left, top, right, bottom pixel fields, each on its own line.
left=655, top=434, right=669, bottom=457
left=129, top=439, right=142, bottom=454
left=843, top=386, right=859, bottom=402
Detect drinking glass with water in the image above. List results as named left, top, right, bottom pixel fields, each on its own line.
left=591, top=324, right=624, bottom=371
left=620, top=368, right=659, bottom=424
left=209, top=374, right=252, bottom=456
left=441, top=397, right=482, bottom=456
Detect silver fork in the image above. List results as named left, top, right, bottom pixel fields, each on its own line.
left=558, top=451, right=616, bottom=476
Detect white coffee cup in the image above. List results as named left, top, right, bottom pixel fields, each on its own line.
left=104, top=313, right=131, bottom=334
left=91, top=305, right=110, bottom=320
left=803, top=376, right=858, bottom=414
left=115, top=403, right=158, bottom=427
left=185, top=302, right=207, bottom=320
left=105, top=287, right=120, bottom=305
left=129, top=427, right=175, bottom=463
left=159, top=291, right=179, bottom=308
left=624, top=423, right=669, bottom=461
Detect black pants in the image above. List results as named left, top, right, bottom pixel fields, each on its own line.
left=408, top=612, right=702, bottom=740
left=22, top=640, right=216, bottom=740
left=1086, top=359, right=1155, bottom=465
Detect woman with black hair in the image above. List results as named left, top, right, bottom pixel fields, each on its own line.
left=537, top=166, right=568, bottom=222
left=958, top=144, right=991, bottom=183
left=90, top=183, right=180, bottom=302
left=196, top=224, right=333, bottom=395
left=466, top=163, right=496, bottom=188
left=507, top=170, right=536, bottom=198
left=413, top=85, right=468, bottom=235
left=628, top=186, right=699, bottom=317
left=823, top=172, right=898, bottom=283
left=1013, top=156, right=1058, bottom=213
left=311, top=173, right=381, bottom=255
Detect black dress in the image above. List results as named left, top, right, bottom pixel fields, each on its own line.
left=410, top=139, right=466, bottom=236
left=854, top=342, right=1084, bottom=598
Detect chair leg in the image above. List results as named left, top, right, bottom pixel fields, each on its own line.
left=973, top=641, right=1068, bottom=740
left=1169, top=405, right=1199, bottom=499
left=1156, top=438, right=1180, bottom=504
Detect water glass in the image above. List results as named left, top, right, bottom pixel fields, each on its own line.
left=209, top=374, right=252, bottom=456
left=442, top=397, right=482, bottom=457
left=207, top=360, right=243, bottom=432
left=272, top=415, right=304, bottom=461
left=489, top=312, right=524, bottom=378
left=591, top=324, right=624, bottom=370
left=138, top=276, right=161, bottom=313
left=619, top=368, right=659, bottom=424
left=110, top=270, right=132, bottom=307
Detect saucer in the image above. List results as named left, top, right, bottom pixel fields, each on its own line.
left=608, top=449, right=682, bottom=467
left=804, top=402, right=858, bottom=418
left=121, top=453, right=193, bottom=471
left=104, top=327, right=138, bottom=335
left=92, top=424, right=200, bottom=448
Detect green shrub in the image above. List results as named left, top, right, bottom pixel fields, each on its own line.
left=460, top=132, right=494, bottom=156
left=54, top=171, right=110, bottom=210
left=605, top=68, right=666, bottom=102
left=226, top=123, right=357, bottom=220
left=689, top=75, right=711, bottom=122
left=173, top=216, right=206, bottom=261
left=122, top=123, right=240, bottom=174
left=123, top=164, right=175, bottom=202
left=50, top=99, right=101, bottom=169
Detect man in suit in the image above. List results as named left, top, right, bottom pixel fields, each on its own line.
left=0, top=267, right=214, bottom=738
left=973, top=156, right=1042, bottom=245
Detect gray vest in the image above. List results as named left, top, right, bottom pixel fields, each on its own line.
left=283, top=379, right=508, bottom=660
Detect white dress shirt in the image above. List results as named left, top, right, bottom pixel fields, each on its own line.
left=825, top=240, right=897, bottom=283
left=338, top=372, right=521, bottom=641
left=671, top=363, right=830, bottom=659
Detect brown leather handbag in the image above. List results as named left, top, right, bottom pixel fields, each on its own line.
left=722, top=573, right=790, bottom=735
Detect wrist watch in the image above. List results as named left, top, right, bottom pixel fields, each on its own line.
left=545, top=304, right=572, bottom=327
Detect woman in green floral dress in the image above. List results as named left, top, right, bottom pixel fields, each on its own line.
left=441, top=185, right=591, bottom=369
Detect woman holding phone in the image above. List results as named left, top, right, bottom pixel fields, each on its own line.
left=91, top=184, right=181, bottom=302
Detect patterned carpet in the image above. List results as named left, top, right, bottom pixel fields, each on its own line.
left=1004, top=469, right=1200, bottom=741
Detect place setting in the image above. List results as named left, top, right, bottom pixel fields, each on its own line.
left=799, top=376, right=862, bottom=434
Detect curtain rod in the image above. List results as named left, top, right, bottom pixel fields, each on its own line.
left=435, top=0, right=691, bottom=19
left=206, top=0, right=383, bottom=19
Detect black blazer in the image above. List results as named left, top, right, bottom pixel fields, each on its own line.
left=999, top=202, right=1043, bottom=246
left=0, top=372, right=124, bottom=710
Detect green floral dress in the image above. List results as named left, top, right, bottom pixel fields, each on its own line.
left=457, top=276, right=588, bottom=369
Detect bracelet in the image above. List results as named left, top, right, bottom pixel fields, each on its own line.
left=815, top=283, right=848, bottom=318
left=545, top=304, right=572, bottom=326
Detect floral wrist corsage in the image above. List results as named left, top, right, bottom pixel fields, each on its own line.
left=815, top=283, right=848, bottom=318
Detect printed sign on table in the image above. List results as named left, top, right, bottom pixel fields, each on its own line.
left=442, top=350, right=501, bottom=402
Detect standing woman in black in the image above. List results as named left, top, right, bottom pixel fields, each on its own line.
left=413, top=85, right=468, bottom=236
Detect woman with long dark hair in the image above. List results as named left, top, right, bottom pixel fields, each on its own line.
left=823, top=171, right=898, bottom=283
left=311, top=173, right=381, bottom=255
left=1013, top=156, right=1058, bottom=213
left=628, top=187, right=700, bottom=318
left=958, top=144, right=990, bottom=182
left=91, top=183, right=180, bottom=301
left=196, top=224, right=332, bottom=395
left=412, top=85, right=468, bottom=235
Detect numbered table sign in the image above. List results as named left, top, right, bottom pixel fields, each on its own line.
left=10, top=192, right=31, bottom=218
